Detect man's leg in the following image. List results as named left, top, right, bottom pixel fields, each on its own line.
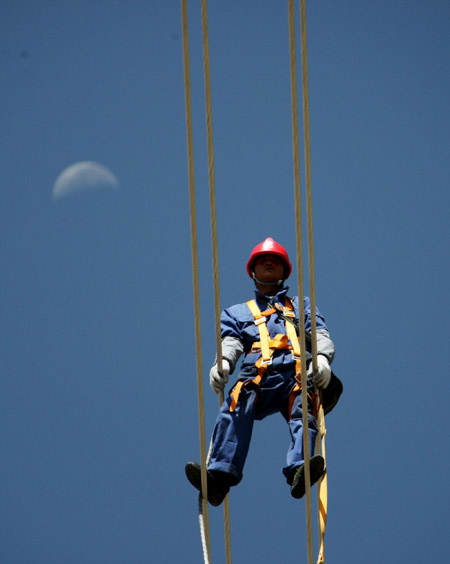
left=282, top=388, right=320, bottom=487
left=208, top=384, right=258, bottom=484
left=185, top=382, right=258, bottom=506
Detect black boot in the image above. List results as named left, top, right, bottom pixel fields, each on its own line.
left=290, top=454, right=325, bottom=499
left=185, top=462, right=231, bottom=507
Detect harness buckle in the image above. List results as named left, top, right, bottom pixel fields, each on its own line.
left=282, top=307, right=295, bottom=318
left=260, top=357, right=272, bottom=366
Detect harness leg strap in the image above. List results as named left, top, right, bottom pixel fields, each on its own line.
left=230, top=368, right=264, bottom=412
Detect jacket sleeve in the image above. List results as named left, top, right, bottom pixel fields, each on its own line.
left=221, top=336, right=244, bottom=374
left=302, top=296, right=335, bottom=364
left=317, top=329, right=335, bottom=364
left=215, top=306, right=245, bottom=374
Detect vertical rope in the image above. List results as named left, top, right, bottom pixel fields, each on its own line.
left=180, top=2, right=210, bottom=561
left=287, top=1, right=314, bottom=563
left=299, top=0, right=317, bottom=366
left=299, top=1, right=328, bottom=562
left=200, top=1, right=233, bottom=562
left=315, top=419, right=327, bottom=564
left=200, top=0, right=223, bottom=375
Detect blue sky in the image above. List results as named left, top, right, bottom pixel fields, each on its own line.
left=1, top=1, right=449, bottom=563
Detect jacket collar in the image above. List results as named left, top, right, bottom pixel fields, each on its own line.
left=254, top=285, right=289, bottom=302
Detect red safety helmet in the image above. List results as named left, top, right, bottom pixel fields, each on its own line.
left=246, top=237, right=292, bottom=279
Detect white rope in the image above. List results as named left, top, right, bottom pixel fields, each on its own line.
left=182, top=1, right=232, bottom=562
left=180, top=2, right=211, bottom=561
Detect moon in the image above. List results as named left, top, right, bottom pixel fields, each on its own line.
left=52, top=161, right=119, bottom=201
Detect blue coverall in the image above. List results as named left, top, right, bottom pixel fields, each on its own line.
left=207, top=286, right=334, bottom=485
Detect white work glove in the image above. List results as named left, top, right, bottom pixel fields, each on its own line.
left=210, top=359, right=230, bottom=394
left=307, top=355, right=331, bottom=389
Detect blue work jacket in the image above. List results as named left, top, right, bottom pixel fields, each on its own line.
left=220, top=286, right=330, bottom=378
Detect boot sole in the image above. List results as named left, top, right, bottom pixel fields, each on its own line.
left=291, top=455, right=325, bottom=499
left=185, top=462, right=202, bottom=490
left=185, top=462, right=229, bottom=507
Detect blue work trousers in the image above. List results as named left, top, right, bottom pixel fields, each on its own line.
left=208, top=370, right=318, bottom=484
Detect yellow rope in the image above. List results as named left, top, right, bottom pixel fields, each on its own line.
left=299, top=1, right=328, bottom=561
left=200, top=2, right=233, bottom=561
left=180, top=2, right=210, bottom=561
left=287, top=2, right=314, bottom=563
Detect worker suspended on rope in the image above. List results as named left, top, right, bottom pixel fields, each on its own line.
left=185, top=237, right=342, bottom=507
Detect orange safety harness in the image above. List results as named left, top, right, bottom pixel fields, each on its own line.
left=229, top=297, right=319, bottom=418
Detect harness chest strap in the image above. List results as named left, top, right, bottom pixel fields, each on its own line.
left=248, top=301, right=274, bottom=363
left=282, top=300, right=304, bottom=415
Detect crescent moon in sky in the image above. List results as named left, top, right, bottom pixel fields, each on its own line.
left=52, top=161, right=119, bottom=201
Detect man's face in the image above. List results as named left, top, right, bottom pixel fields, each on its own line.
left=253, top=254, right=285, bottom=283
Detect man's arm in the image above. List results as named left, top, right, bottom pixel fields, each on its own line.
left=221, top=335, right=244, bottom=374
left=316, top=329, right=335, bottom=364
